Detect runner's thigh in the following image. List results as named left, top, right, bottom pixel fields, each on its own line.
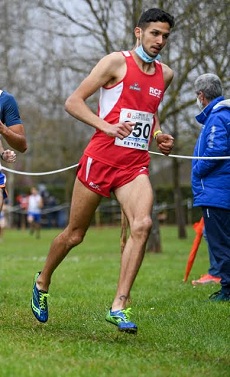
left=69, top=178, right=102, bottom=230
left=115, top=174, right=153, bottom=222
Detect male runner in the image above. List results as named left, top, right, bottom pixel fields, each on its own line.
left=31, top=7, right=175, bottom=334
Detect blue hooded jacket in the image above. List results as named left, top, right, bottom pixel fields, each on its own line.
left=192, top=96, right=230, bottom=209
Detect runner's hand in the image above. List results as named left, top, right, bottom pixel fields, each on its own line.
left=105, top=122, right=135, bottom=139
left=156, top=134, right=174, bottom=156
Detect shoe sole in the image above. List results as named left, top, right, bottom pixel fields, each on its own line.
left=106, top=318, right=137, bottom=334
left=118, top=327, right=137, bottom=334
left=192, top=281, right=220, bottom=285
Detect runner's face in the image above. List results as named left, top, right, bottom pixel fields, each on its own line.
left=137, top=22, right=171, bottom=57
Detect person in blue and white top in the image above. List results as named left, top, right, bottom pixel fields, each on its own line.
left=0, top=89, right=27, bottom=212
left=27, top=187, right=43, bottom=239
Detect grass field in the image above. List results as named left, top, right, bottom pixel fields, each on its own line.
left=0, top=225, right=229, bottom=377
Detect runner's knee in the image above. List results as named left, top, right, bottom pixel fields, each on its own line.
left=65, top=229, right=86, bottom=248
left=131, top=216, right=152, bottom=238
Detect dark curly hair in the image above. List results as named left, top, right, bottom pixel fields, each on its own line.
left=137, top=8, right=175, bottom=29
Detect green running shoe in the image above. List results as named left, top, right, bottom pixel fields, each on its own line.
left=209, top=290, right=230, bottom=302
left=31, top=272, right=49, bottom=322
left=106, top=307, right=137, bottom=333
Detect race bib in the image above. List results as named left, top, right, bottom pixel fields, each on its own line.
left=114, top=108, right=153, bottom=150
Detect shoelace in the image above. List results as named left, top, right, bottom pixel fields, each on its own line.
left=38, top=291, right=49, bottom=310
left=121, top=307, right=133, bottom=322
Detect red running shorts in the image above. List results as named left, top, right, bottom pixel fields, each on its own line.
left=77, top=154, right=149, bottom=197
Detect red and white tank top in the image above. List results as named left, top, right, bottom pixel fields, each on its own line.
left=84, top=51, right=165, bottom=169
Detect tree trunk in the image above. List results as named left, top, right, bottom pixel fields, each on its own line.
left=173, top=156, right=187, bottom=239
left=146, top=209, right=162, bottom=253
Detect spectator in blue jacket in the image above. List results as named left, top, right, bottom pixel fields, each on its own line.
left=192, top=73, right=230, bottom=301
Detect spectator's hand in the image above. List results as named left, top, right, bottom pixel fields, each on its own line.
left=156, top=134, right=174, bottom=156
left=1, top=149, right=16, bottom=163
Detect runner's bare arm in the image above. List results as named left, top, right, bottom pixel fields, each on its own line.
left=153, top=65, right=174, bottom=155
left=162, top=63, right=174, bottom=90
left=65, top=53, right=134, bottom=139
left=152, top=64, right=174, bottom=136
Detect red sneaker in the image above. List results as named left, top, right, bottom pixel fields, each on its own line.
left=192, top=274, right=221, bottom=286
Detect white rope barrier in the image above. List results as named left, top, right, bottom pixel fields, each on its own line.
left=2, top=163, right=79, bottom=176
left=7, top=203, right=69, bottom=214
left=1, top=151, right=230, bottom=177
left=149, top=151, right=230, bottom=159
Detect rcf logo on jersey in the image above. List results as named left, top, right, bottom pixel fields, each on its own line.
left=149, top=87, right=162, bottom=98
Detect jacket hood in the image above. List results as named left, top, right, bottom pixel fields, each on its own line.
left=212, top=99, right=230, bottom=111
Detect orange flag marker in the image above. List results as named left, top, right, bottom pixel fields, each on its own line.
left=183, top=217, right=204, bottom=282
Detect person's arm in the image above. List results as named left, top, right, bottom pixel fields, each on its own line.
left=0, top=121, right=27, bottom=153
left=65, top=52, right=134, bottom=140
left=1, top=94, right=27, bottom=153
left=152, top=63, right=174, bottom=138
left=153, top=64, right=174, bottom=155
left=162, top=63, right=174, bottom=90
left=193, top=119, right=228, bottom=177
left=39, top=196, right=44, bottom=209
